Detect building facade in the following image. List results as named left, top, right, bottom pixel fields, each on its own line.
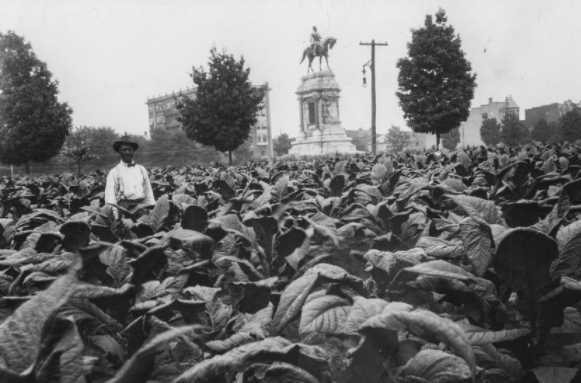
left=525, top=100, right=581, bottom=127
left=146, top=83, right=273, bottom=159
left=458, top=96, right=519, bottom=147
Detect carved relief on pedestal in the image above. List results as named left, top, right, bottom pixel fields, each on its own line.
left=290, top=70, right=357, bottom=155
left=322, top=98, right=339, bottom=124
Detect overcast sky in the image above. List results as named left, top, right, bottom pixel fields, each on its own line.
left=1, top=0, right=580, bottom=139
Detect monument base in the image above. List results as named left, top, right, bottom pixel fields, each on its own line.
left=289, top=130, right=358, bottom=156
left=290, top=70, right=358, bottom=156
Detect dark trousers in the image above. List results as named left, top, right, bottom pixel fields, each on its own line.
left=117, top=198, right=145, bottom=211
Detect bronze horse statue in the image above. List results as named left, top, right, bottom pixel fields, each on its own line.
left=300, top=37, right=337, bottom=73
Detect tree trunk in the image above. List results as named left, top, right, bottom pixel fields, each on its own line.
left=436, top=132, right=440, bottom=150
left=228, top=150, right=232, bottom=165
left=77, top=161, right=82, bottom=177
left=24, top=161, right=30, bottom=174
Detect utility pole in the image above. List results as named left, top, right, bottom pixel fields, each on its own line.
left=360, top=40, right=388, bottom=155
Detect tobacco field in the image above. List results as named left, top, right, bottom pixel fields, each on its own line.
left=2, top=145, right=581, bottom=383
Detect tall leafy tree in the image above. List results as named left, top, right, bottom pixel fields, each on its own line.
left=273, top=133, right=292, bottom=156
left=178, top=48, right=264, bottom=165
left=396, top=9, right=476, bottom=149
left=0, top=31, right=72, bottom=173
left=441, top=127, right=460, bottom=150
left=531, top=118, right=556, bottom=143
left=559, top=108, right=581, bottom=143
left=346, top=129, right=370, bottom=152
left=384, top=125, right=410, bottom=153
left=61, top=126, right=119, bottom=174
left=501, top=113, right=529, bottom=146
left=480, top=117, right=501, bottom=146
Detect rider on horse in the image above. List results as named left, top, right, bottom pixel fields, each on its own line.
left=310, top=26, right=322, bottom=54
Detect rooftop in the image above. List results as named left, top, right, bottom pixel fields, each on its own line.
left=146, top=82, right=270, bottom=104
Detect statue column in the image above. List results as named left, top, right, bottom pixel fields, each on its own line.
left=298, top=98, right=304, bottom=135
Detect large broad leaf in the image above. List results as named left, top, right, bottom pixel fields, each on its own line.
left=106, top=325, right=203, bottom=383
left=269, top=271, right=319, bottom=333
left=344, top=298, right=409, bottom=333
left=415, top=236, right=464, bottom=259
left=244, top=215, right=278, bottom=274
left=365, top=248, right=426, bottom=281
left=173, top=337, right=329, bottom=383
left=458, top=217, right=494, bottom=276
left=404, top=260, right=476, bottom=281
left=35, top=316, right=86, bottom=383
left=553, top=220, right=581, bottom=278
left=182, top=205, right=208, bottom=232
left=242, top=361, right=319, bottom=383
left=473, top=343, right=523, bottom=381
left=394, top=177, right=429, bottom=202
left=272, top=174, right=289, bottom=202
left=493, top=228, right=558, bottom=320
left=98, top=244, right=132, bottom=287
left=501, top=200, right=553, bottom=227
left=360, top=309, right=476, bottom=378
left=276, top=227, right=307, bottom=257
left=129, top=246, right=167, bottom=285
left=168, top=228, right=215, bottom=259
left=304, top=216, right=340, bottom=248
left=0, top=268, right=78, bottom=374
left=371, top=163, right=388, bottom=184
left=328, top=174, right=345, bottom=197
left=532, top=367, right=578, bottom=383
left=142, top=194, right=171, bottom=232
left=556, top=220, right=581, bottom=253
left=270, top=264, right=360, bottom=333
left=563, top=178, right=581, bottom=203
left=447, top=194, right=503, bottom=225
left=462, top=326, right=530, bottom=345
left=210, top=214, right=256, bottom=244
left=60, top=221, right=91, bottom=252
left=398, top=349, right=472, bottom=383
left=205, top=303, right=273, bottom=353
left=298, top=289, right=351, bottom=336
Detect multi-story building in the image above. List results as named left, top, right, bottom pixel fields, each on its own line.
left=525, top=99, right=581, bottom=127
left=146, top=83, right=273, bottom=159
left=458, top=96, right=519, bottom=147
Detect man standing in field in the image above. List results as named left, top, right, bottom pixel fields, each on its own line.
left=104, top=136, right=155, bottom=212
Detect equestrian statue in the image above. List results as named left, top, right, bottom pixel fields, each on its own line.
left=300, top=26, right=336, bottom=73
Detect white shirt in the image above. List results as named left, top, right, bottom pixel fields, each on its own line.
left=104, top=161, right=155, bottom=206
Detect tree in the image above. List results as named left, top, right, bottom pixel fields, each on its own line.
left=384, top=126, right=410, bottom=153
left=559, top=108, right=581, bottom=143
left=501, top=113, right=529, bottom=146
left=147, top=128, right=222, bottom=166
left=441, top=127, right=460, bottom=150
left=273, top=134, right=292, bottom=156
left=177, top=48, right=264, bottom=165
left=346, top=129, right=370, bottom=152
left=480, top=117, right=501, bottom=146
left=530, top=118, right=555, bottom=143
left=396, top=9, right=476, bottom=149
left=0, top=31, right=72, bottom=173
left=61, top=126, right=112, bottom=175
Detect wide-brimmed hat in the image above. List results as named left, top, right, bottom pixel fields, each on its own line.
left=113, top=137, right=139, bottom=153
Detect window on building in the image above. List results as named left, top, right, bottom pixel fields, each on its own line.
left=308, top=102, right=316, bottom=124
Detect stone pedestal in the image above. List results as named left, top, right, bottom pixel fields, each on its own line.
left=289, top=71, right=357, bottom=156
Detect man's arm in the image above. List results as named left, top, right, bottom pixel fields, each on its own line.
left=141, top=166, right=156, bottom=206
left=104, top=169, right=117, bottom=205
